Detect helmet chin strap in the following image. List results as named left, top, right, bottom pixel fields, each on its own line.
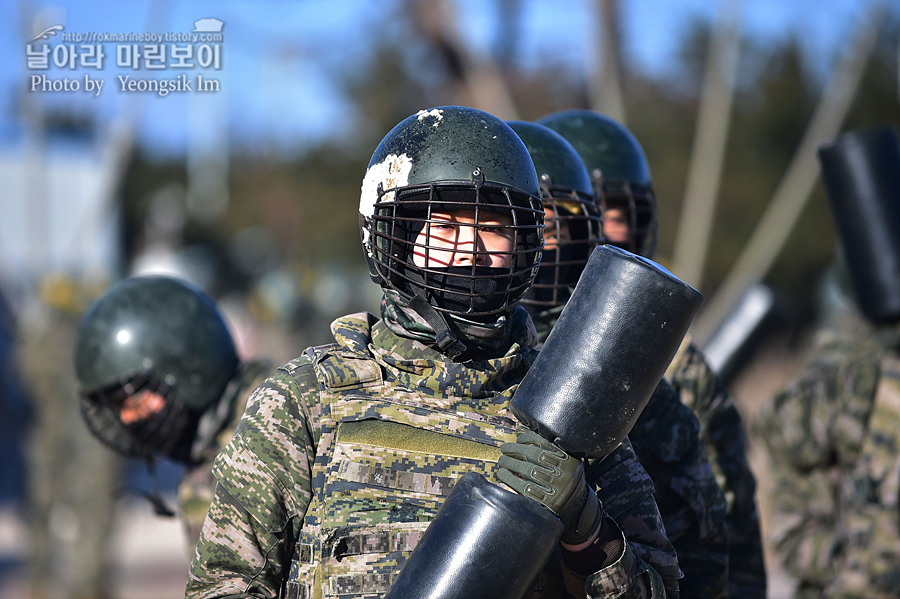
left=408, top=294, right=467, bottom=359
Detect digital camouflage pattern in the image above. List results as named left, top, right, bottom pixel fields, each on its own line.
left=178, top=358, right=274, bottom=548
left=629, top=377, right=729, bottom=599
left=667, top=341, right=767, bottom=599
left=186, top=309, right=680, bottom=599
left=754, top=318, right=900, bottom=599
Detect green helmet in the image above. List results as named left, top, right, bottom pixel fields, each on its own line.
left=75, top=275, right=239, bottom=464
left=507, top=120, right=603, bottom=314
left=359, top=106, right=544, bottom=321
left=538, top=110, right=658, bottom=257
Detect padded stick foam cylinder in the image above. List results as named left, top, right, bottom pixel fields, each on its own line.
left=511, top=244, right=703, bottom=458
left=384, top=472, right=563, bottom=599
left=817, top=125, right=900, bottom=323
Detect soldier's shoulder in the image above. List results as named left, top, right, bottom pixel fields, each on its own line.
left=280, top=351, right=317, bottom=375
left=330, top=311, right=379, bottom=353
left=275, top=330, right=383, bottom=393
left=245, top=352, right=322, bottom=403
left=235, top=352, right=327, bottom=448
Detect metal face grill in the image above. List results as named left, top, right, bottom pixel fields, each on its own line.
left=596, top=181, right=658, bottom=258
left=520, top=188, right=604, bottom=311
left=368, top=180, right=544, bottom=317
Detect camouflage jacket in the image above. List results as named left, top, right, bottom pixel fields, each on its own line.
left=667, top=341, right=767, bottom=599
left=186, top=310, right=680, bottom=599
left=629, top=378, right=729, bottom=599
left=178, top=359, right=274, bottom=548
left=755, top=326, right=900, bottom=599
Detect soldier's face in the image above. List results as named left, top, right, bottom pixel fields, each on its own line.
left=602, top=207, right=629, bottom=244
left=118, top=389, right=166, bottom=425
left=412, top=210, right=515, bottom=269
left=543, top=207, right=571, bottom=251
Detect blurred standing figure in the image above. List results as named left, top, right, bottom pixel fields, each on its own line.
left=74, top=275, right=272, bottom=548
left=539, top=109, right=767, bottom=599
left=754, top=125, right=900, bottom=599
left=18, top=274, right=121, bottom=599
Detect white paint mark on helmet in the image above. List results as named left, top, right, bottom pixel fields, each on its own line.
left=416, top=108, right=444, bottom=127
left=359, top=153, right=413, bottom=245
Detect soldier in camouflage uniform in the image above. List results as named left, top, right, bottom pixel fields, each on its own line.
left=74, top=275, right=272, bottom=548
left=186, top=106, right=681, bottom=598
left=538, top=109, right=767, bottom=599
left=754, top=126, right=900, bottom=598
left=509, top=120, right=728, bottom=598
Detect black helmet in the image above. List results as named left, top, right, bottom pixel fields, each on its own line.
left=507, top=120, right=604, bottom=313
left=538, top=110, right=658, bottom=257
left=359, top=106, right=544, bottom=322
left=75, top=275, right=239, bottom=464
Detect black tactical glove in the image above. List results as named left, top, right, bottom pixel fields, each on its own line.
left=497, top=429, right=604, bottom=547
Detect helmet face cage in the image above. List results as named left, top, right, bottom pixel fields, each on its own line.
left=367, top=174, right=544, bottom=318
left=520, top=183, right=604, bottom=310
left=79, top=368, right=176, bottom=459
left=595, top=178, right=658, bottom=258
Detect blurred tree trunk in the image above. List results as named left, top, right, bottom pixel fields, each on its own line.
left=692, top=1, right=888, bottom=347
left=589, top=0, right=625, bottom=124
left=495, top=0, right=522, bottom=70
left=408, top=0, right=520, bottom=119
left=671, top=0, right=743, bottom=288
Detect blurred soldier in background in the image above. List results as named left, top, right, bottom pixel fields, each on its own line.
left=539, top=109, right=767, bottom=599
left=511, top=119, right=729, bottom=598
left=74, top=275, right=272, bottom=548
left=18, top=274, right=120, bottom=599
left=754, top=125, right=900, bottom=599
left=187, top=106, right=681, bottom=598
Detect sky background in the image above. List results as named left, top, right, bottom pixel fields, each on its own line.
left=0, top=0, right=881, bottom=158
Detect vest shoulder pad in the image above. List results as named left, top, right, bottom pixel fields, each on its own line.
left=303, top=343, right=383, bottom=390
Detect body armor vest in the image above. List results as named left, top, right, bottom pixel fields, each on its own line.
left=282, top=322, right=531, bottom=599
left=833, top=353, right=900, bottom=596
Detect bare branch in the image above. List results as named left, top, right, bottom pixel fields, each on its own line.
left=671, top=0, right=743, bottom=288
left=589, top=0, right=625, bottom=124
